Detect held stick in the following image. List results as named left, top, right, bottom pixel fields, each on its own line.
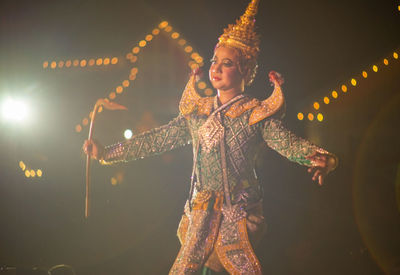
left=85, top=99, right=127, bottom=218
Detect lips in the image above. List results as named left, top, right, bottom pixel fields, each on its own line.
left=212, top=76, right=221, bottom=81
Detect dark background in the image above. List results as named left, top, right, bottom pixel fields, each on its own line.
left=0, top=0, right=399, bottom=274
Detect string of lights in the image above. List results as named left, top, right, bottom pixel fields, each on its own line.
left=18, top=160, right=43, bottom=179
left=71, top=20, right=211, bottom=134
left=297, top=50, right=399, bottom=122
left=43, top=57, right=119, bottom=69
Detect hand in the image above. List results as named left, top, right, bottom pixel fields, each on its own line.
left=305, top=151, right=337, bottom=186
left=82, top=139, right=104, bottom=160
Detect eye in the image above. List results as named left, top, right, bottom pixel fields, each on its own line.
left=222, top=60, right=234, bottom=67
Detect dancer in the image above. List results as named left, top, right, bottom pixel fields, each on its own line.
left=83, top=0, right=337, bottom=273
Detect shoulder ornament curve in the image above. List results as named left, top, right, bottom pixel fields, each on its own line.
left=179, top=74, right=213, bottom=116
left=249, top=79, right=285, bottom=125
left=225, top=97, right=260, bottom=118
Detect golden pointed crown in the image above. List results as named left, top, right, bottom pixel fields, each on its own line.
left=218, top=0, right=260, bottom=61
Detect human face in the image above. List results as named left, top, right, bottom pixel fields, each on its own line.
left=209, top=46, right=243, bottom=94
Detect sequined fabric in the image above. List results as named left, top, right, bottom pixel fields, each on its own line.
left=101, top=94, right=334, bottom=274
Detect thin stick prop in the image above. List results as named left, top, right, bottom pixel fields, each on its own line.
left=86, top=98, right=127, bottom=218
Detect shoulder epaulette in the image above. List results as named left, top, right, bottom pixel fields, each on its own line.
left=179, top=74, right=213, bottom=117
left=248, top=79, right=284, bottom=125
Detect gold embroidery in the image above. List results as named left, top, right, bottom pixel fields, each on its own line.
left=179, top=75, right=213, bottom=116
left=216, top=218, right=262, bottom=275
left=198, top=115, right=224, bottom=153
left=249, top=81, right=285, bottom=125
left=225, top=98, right=260, bottom=118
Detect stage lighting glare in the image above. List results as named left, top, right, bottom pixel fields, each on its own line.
left=19, top=161, right=26, bottom=171
left=159, top=21, right=168, bottom=29
left=132, top=47, right=140, bottom=54
left=51, top=61, right=57, bottom=69
left=25, top=170, right=31, bottom=177
left=1, top=98, right=29, bottom=123
left=145, top=34, right=153, bottom=41
left=185, top=46, right=193, bottom=53
left=124, top=129, right=133, bottom=140
left=130, top=56, right=138, bottom=63
left=351, top=79, right=357, bottom=86
left=197, top=82, right=206, bottom=90
left=297, top=112, right=304, bottom=120
left=332, top=91, right=338, bottom=98
left=80, top=59, right=87, bottom=67
left=178, top=39, right=186, bottom=46
left=383, top=58, right=389, bottom=65
left=131, top=67, right=138, bottom=75
left=111, top=57, right=118, bottom=64
left=139, top=40, right=147, bottom=47
left=75, top=124, right=82, bottom=133
left=204, top=88, right=213, bottom=96
left=307, top=113, right=314, bottom=121
left=394, top=52, right=399, bottom=59
left=313, top=102, right=320, bottom=110
left=43, top=61, right=49, bottom=69
left=111, top=177, right=118, bottom=186
left=37, top=169, right=42, bottom=177
left=165, top=26, right=172, bottom=32
left=341, top=85, right=347, bottom=93
left=152, top=28, right=160, bottom=35
left=190, top=63, right=199, bottom=70
left=122, top=80, right=130, bottom=87
left=362, top=71, right=368, bottom=78
left=104, top=58, right=110, bottom=65
left=372, top=65, right=378, bottom=72
left=323, top=97, right=330, bottom=104
left=82, top=118, right=89, bottom=126
left=116, top=86, right=123, bottom=94
left=171, top=32, right=180, bottom=39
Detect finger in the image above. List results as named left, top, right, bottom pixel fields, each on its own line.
left=312, top=169, right=322, bottom=182
left=318, top=174, right=324, bottom=186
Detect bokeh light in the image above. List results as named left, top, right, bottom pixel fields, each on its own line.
left=323, top=97, right=330, bottom=104
left=372, top=65, right=378, bottom=72
left=313, top=102, right=320, bottom=110
left=362, top=71, right=368, bottom=78
left=124, top=129, right=133, bottom=140
left=341, top=85, right=348, bottom=93
left=317, top=113, right=323, bottom=122
left=297, top=112, right=304, bottom=120
left=332, top=91, right=338, bottom=98
left=307, top=113, right=314, bottom=121
left=1, top=98, right=29, bottom=123
left=351, top=79, right=357, bottom=86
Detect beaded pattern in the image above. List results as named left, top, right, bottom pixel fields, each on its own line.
left=101, top=89, right=335, bottom=274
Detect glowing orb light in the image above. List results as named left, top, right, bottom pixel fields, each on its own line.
left=124, top=129, right=133, bottom=140
left=1, top=98, right=29, bottom=123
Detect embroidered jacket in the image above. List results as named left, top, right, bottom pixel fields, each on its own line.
left=100, top=75, right=335, bottom=274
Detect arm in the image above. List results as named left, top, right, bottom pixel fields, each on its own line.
left=262, top=118, right=338, bottom=185
left=99, top=114, right=191, bottom=164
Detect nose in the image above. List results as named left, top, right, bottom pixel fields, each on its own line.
left=211, top=62, right=222, bottom=73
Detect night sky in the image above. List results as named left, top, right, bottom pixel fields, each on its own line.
left=0, top=0, right=399, bottom=274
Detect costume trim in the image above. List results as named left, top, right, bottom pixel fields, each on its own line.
left=179, top=74, right=213, bottom=116
left=249, top=79, right=284, bottom=125
left=216, top=217, right=262, bottom=275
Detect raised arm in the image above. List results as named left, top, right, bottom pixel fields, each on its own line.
left=262, top=118, right=338, bottom=185
left=99, top=114, right=191, bottom=164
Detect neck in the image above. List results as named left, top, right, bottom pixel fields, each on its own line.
left=217, top=88, right=242, bottom=105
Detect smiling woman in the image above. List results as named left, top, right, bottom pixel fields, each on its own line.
left=82, top=0, right=337, bottom=274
